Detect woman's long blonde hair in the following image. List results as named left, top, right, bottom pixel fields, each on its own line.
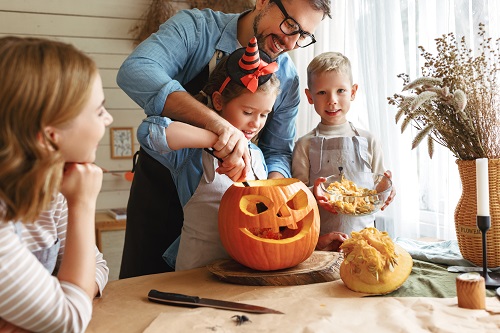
left=0, top=37, right=97, bottom=223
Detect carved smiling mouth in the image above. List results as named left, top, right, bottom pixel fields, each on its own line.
left=247, top=221, right=303, bottom=240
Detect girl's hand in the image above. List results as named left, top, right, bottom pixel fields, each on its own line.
left=313, top=177, right=338, bottom=214
left=60, top=163, right=103, bottom=208
left=208, top=118, right=250, bottom=182
left=380, top=170, right=396, bottom=211
left=316, top=232, right=349, bottom=252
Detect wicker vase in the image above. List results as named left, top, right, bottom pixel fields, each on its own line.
left=454, top=158, right=500, bottom=267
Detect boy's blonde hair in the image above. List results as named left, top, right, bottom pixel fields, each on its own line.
left=307, top=52, right=353, bottom=87
left=0, top=37, right=97, bottom=223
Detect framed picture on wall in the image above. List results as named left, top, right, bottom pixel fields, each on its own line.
left=110, top=127, right=134, bottom=159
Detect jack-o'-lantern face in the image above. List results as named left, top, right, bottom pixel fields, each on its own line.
left=218, top=178, right=320, bottom=271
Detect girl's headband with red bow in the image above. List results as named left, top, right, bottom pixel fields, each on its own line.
left=218, top=37, right=279, bottom=94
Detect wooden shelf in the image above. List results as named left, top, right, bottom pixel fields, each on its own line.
left=95, top=211, right=126, bottom=251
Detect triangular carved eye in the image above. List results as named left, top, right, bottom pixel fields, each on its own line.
left=285, top=189, right=309, bottom=211
left=274, top=189, right=309, bottom=218
left=239, top=195, right=273, bottom=215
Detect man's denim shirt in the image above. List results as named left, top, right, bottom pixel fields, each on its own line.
left=117, top=8, right=300, bottom=177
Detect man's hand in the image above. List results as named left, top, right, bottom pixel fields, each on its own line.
left=312, top=177, right=338, bottom=214
left=207, top=117, right=250, bottom=181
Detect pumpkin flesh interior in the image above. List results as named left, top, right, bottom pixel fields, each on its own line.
left=339, top=228, right=413, bottom=294
left=241, top=217, right=314, bottom=244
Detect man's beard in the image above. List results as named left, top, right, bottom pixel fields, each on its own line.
left=252, top=8, right=281, bottom=60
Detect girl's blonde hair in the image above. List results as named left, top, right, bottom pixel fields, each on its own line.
left=194, top=56, right=280, bottom=107
left=0, top=37, right=97, bottom=223
left=307, top=51, right=353, bottom=87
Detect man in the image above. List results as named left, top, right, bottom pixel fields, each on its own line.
left=116, top=0, right=330, bottom=278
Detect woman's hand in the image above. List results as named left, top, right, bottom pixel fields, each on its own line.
left=380, top=170, right=396, bottom=211
left=312, top=177, right=338, bottom=214
left=60, top=163, right=103, bottom=208
left=58, top=162, right=102, bottom=299
left=316, top=232, right=349, bottom=252
left=0, top=319, right=30, bottom=333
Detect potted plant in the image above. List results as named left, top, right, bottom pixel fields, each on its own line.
left=388, top=23, right=500, bottom=266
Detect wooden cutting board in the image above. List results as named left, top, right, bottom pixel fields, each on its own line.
left=206, top=251, right=343, bottom=286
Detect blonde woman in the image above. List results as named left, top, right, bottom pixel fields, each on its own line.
left=0, top=37, right=112, bottom=332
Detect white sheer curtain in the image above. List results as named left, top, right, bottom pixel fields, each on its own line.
left=290, top=0, right=499, bottom=240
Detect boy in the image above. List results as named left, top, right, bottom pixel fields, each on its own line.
left=292, top=52, right=395, bottom=250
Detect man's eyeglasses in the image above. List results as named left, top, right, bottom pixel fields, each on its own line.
left=271, top=0, right=316, bottom=48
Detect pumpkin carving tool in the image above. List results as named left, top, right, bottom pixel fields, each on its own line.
left=242, top=181, right=268, bottom=213
left=204, top=148, right=268, bottom=213
left=148, top=290, right=283, bottom=314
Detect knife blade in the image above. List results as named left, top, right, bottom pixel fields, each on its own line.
left=147, top=290, right=283, bottom=314
left=204, top=148, right=224, bottom=163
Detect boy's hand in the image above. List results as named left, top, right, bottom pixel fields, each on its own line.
left=312, top=177, right=338, bottom=214
left=380, top=170, right=396, bottom=210
left=316, top=232, right=348, bottom=252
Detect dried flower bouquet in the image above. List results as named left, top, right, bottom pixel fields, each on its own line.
left=388, top=23, right=500, bottom=160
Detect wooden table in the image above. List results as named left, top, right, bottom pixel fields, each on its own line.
left=86, top=264, right=500, bottom=332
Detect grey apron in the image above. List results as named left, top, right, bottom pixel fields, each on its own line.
left=15, top=222, right=60, bottom=274
left=308, top=123, right=375, bottom=235
left=175, top=147, right=267, bottom=271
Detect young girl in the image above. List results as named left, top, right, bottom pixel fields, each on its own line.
left=0, top=37, right=112, bottom=332
left=137, top=37, right=280, bottom=271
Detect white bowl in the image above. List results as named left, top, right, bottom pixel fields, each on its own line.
left=319, top=172, right=392, bottom=216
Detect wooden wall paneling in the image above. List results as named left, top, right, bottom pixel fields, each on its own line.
left=0, top=0, right=151, bottom=18
left=96, top=190, right=132, bottom=210
left=100, top=69, right=120, bottom=88
left=0, top=34, right=136, bottom=54
left=61, top=36, right=135, bottom=54
left=105, top=109, right=144, bottom=127
left=0, top=12, right=137, bottom=39
left=101, top=174, right=133, bottom=192
left=90, top=54, right=130, bottom=69
left=103, top=88, right=139, bottom=109
left=0, top=0, right=189, bottom=18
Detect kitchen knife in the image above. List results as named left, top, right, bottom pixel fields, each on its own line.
left=204, top=148, right=224, bottom=163
left=147, top=290, right=283, bottom=314
left=204, top=147, right=269, bottom=213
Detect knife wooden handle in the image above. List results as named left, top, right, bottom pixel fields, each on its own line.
left=148, top=290, right=200, bottom=304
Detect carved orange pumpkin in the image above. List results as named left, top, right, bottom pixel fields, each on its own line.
left=218, top=178, right=320, bottom=271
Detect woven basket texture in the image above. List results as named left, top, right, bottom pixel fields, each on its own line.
left=454, top=159, right=500, bottom=267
